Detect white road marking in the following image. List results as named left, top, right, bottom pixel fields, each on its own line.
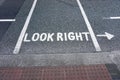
left=13, top=0, right=38, bottom=54
left=0, top=19, right=16, bottom=22
left=97, top=32, right=114, bottom=40
left=76, top=0, right=101, bottom=51
left=103, top=17, right=120, bottom=20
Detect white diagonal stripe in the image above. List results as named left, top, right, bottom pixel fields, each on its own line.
left=13, top=0, right=38, bottom=54
left=76, top=0, right=101, bottom=51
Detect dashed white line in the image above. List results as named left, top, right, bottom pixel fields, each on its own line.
left=13, top=0, right=38, bottom=54
left=103, top=17, right=120, bottom=20
left=76, top=0, right=101, bottom=51
left=0, top=19, right=16, bottom=22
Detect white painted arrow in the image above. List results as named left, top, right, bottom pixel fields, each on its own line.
left=97, top=32, right=114, bottom=40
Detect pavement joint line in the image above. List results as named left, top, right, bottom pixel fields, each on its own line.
left=0, top=19, right=16, bottom=22
left=13, top=0, right=38, bottom=54
left=76, top=0, right=101, bottom=52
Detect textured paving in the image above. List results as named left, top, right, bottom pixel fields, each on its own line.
left=0, top=64, right=112, bottom=80
left=106, top=64, right=120, bottom=80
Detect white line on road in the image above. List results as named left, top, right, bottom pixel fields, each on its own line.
left=13, top=0, right=38, bottom=54
left=103, top=17, right=120, bottom=20
left=97, top=32, right=114, bottom=40
left=76, top=0, right=101, bottom=51
left=0, top=19, right=16, bottom=22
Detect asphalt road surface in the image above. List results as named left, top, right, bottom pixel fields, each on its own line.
left=0, top=0, right=120, bottom=54
left=0, top=0, right=25, bottom=41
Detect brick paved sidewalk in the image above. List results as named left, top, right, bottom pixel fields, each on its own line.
left=0, top=64, right=118, bottom=80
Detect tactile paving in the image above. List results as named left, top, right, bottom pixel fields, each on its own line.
left=0, top=64, right=112, bottom=80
